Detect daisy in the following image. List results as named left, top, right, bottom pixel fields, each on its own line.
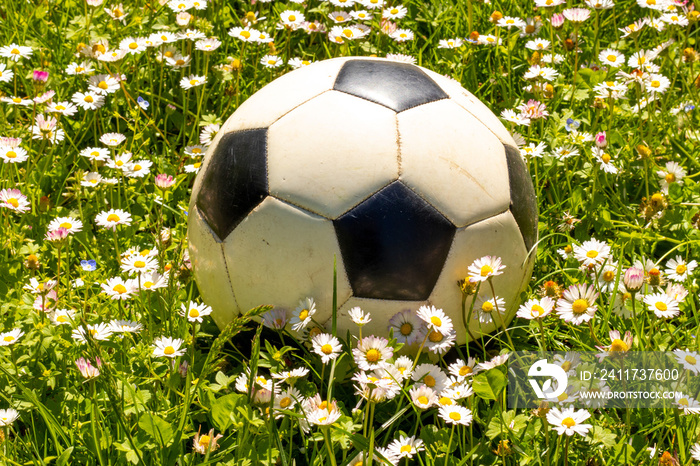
left=523, top=65, right=559, bottom=81
left=517, top=297, right=555, bottom=320
left=661, top=13, right=689, bottom=26
left=409, top=385, right=438, bottom=409
left=596, top=262, right=620, bottom=292
left=415, top=305, right=453, bottom=336
left=412, top=363, right=449, bottom=392
left=280, top=10, right=305, bottom=28
left=180, top=75, right=207, bottom=89
left=101, top=277, right=136, bottom=300
left=348, top=307, right=371, bottom=326
left=500, top=109, right=530, bottom=126
left=290, top=297, right=316, bottom=331
left=151, top=31, right=178, bottom=44
left=48, top=217, right=83, bottom=234
left=525, top=39, right=550, bottom=51
left=50, top=309, right=76, bottom=326
left=120, top=255, right=158, bottom=275
left=475, top=295, right=506, bottom=324
left=195, top=38, right=221, bottom=52
left=439, top=405, right=473, bottom=426
left=1, top=96, right=32, bottom=106
left=390, top=29, right=414, bottom=42
left=98, top=49, right=127, bottom=63
left=498, top=16, right=526, bottom=28
left=448, top=357, right=478, bottom=379
left=180, top=301, right=213, bottom=323
left=643, top=293, right=680, bottom=318
left=563, top=8, right=591, bottom=22
left=0, top=63, right=14, bottom=83
left=168, top=0, right=193, bottom=12
left=124, top=160, right=152, bottom=178
left=184, top=161, right=202, bottom=173
left=573, top=238, right=611, bottom=267
left=200, top=124, right=220, bottom=145
left=665, top=256, right=697, bottom=282
left=520, top=142, right=547, bottom=159
left=66, top=61, right=94, bottom=75
left=424, top=327, right=456, bottom=354
left=478, top=35, right=502, bottom=46
left=386, top=435, right=424, bottom=459
left=674, top=349, right=700, bottom=374
left=546, top=408, right=592, bottom=436
left=0, top=409, right=19, bottom=426
left=72, top=323, right=113, bottom=343
left=353, top=336, right=391, bottom=370
left=627, top=49, right=657, bottom=70
left=596, top=330, right=633, bottom=358
left=311, top=333, right=342, bottom=364
left=274, top=387, right=302, bottom=413
left=646, top=74, right=671, bottom=94
left=108, top=320, right=143, bottom=334
left=80, top=147, right=110, bottom=161
left=468, top=255, right=506, bottom=282
left=31, top=115, right=64, bottom=143
left=593, top=147, right=619, bottom=174
left=72, top=91, right=105, bottom=110
left=393, top=356, right=413, bottom=379
left=0, top=329, right=24, bottom=346
left=0, top=189, right=30, bottom=213
left=95, top=209, right=132, bottom=230
left=81, top=172, right=102, bottom=187
left=24, top=278, right=56, bottom=294
left=557, top=284, right=599, bottom=325
left=153, top=336, right=186, bottom=358
left=438, top=38, right=464, bottom=49
left=360, top=0, right=383, bottom=8
left=260, top=55, right=284, bottom=68
left=0, top=146, right=28, bottom=164
left=102, top=133, right=127, bottom=147
left=107, top=152, right=133, bottom=170
left=676, top=396, right=700, bottom=415
left=228, top=27, right=261, bottom=42
left=139, top=271, right=169, bottom=291
left=47, top=101, right=78, bottom=117
left=657, top=161, right=686, bottom=193
left=105, top=3, right=128, bottom=21
left=383, top=5, right=407, bottom=20
left=288, top=57, right=313, bottom=69
left=691, top=444, right=700, bottom=461
left=271, top=367, right=309, bottom=384
left=0, top=44, right=33, bottom=61
left=89, top=75, right=121, bottom=95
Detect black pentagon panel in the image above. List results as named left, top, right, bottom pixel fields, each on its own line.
left=334, top=181, right=456, bottom=301
left=333, top=59, right=448, bottom=113
left=504, top=144, right=538, bottom=252
left=196, top=129, right=268, bottom=241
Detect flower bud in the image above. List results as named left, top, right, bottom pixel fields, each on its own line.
left=490, top=11, right=503, bottom=23
left=594, top=131, right=607, bottom=148
left=551, top=13, right=565, bottom=28
left=623, top=267, right=644, bottom=292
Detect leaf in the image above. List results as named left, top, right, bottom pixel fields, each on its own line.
left=586, top=426, right=617, bottom=448
left=138, top=413, right=173, bottom=446
left=211, top=393, right=243, bottom=432
left=485, top=411, right=529, bottom=439
left=472, top=369, right=507, bottom=400
left=55, top=447, right=74, bottom=466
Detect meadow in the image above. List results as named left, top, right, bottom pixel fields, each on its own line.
left=1, top=0, right=700, bottom=464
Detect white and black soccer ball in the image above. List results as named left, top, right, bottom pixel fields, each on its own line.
left=188, top=57, right=537, bottom=343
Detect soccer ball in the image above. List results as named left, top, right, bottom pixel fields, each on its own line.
left=188, top=56, right=537, bottom=343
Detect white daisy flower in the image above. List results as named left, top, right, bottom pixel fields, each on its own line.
left=152, top=336, right=186, bottom=358
left=546, top=408, right=592, bottom=436
left=311, top=333, right=342, bottom=364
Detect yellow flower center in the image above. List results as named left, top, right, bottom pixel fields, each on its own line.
left=603, top=271, right=615, bottom=282
left=685, top=355, right=697, bottom=364
left=651, top=193, right=664, bottom=203
left=336, top=15, right=344, bottom=21
left=400, top=445, right=412, bottom=453
left=429, top=330, right=443, bottom=343
left=424, top=375, right=436, bottom=387
left=298, top=309, right=309, bottom=321
left=482, top=301, right=494, bottom=313
left=321, top=343, right=333, bottom=355
left=128, top=42, right=138, bottom=50
left=143, top=281, right=154, bottom=288
left=189, top=79, right=198, bottom=86
left=280, top=397, right=292, bottom=408
left=430, top=316, right=442, bottom=327
left=449, top=411, right=461, bottom=421
left=133, top=164, right=142, bottom=171
left=391, top=8, right=399, bottom=14
left=57, top=315, right=69, bottom=323
left=602, top=154, right=611, bottom=163
left=678, top=398, right=689, bottom=406
left=12, top=97, right=21, bottom=103
left=3, top=336, right=14, bottom=342
left=571, top=299, right=589, bottom=314
left=189, top=309, right=200, bottom=318
left=459, top=366, right=472, bottom=376
left=665, top=173, right=676, bottom=183
left=6, top=151, right=16, bottom=158
left=365, top=348, right=381, bottom=363
left=561, top=417, right=576, bottom=428
left=417, top=395, right=428, bottom=405
left=655, top=301, right=668, bottom=311
left=106, top=214, right=120, bottom=222
left=76, top=66, right=85, bottom=72
left=288, top=15, right=296, bottom=21
left=400, top=323, right=412, bottom=335
left=133, top=260, right=145, bottom=268
left=586, top=250, right=598, bottom=258
left=607, top=54, right=616, bottom=61
left=439, top=396, right=453, bottom=406
left=193, top=162, right=201, bottom=168
left=610, top=339, right=629, bottom=352
left=164, top=346, right=175, bottom=355
left=113, top=284, right=127, bottom=293
left=84, top=95, right=94, bottom=103
left=240, top=31, right=251, bottom=39
left=480, top=265, right=493, bottom=276
left=651, top=80, right=660, bottom=88
left=676, top=264, right=687, bottom=274
left=59, top=222, right=72, bottom=229
left=531, top=304, right=545, bottom=316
